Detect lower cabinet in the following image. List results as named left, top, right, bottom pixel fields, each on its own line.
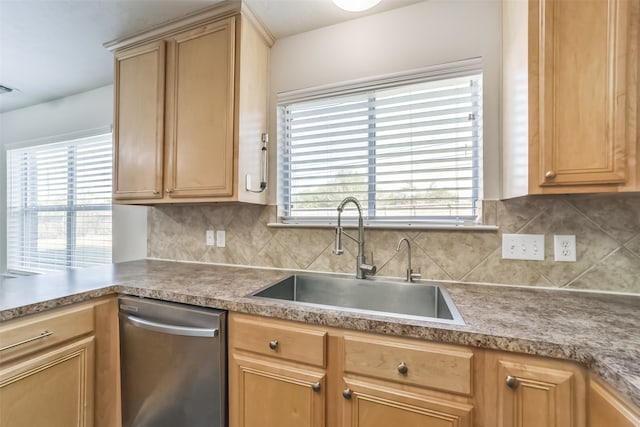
left=589, top=378, right=640, bottom=427
left=231, top=355, right=326, bottom=427
left=229, top=313, right=328, bottom=427
left=486, top=352, right=587, bottom=427
left=229, top=313, right=476, bottom=427
left=341, top=379, right=473, bottom=427
left=0, top=337, right=95, bottom=427
left=229, top=312, right=639, bottom=427
left=0, top=298, right=120, bottom=427
left=341, top=332, right=475, bottom=427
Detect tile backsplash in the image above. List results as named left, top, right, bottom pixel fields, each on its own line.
left=147, top=194, right=640, bottom=294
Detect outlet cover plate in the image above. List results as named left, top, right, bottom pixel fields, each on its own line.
left=502, top=234, right=545, bottom=261
left=216, top=230, right=226, bottom=248
left=206, top=230, right=215, bottom=246
left=554, top=235, right=576, bottom=262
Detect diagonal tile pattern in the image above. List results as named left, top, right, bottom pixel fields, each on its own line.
left=148, top=193, right=640, bottom=294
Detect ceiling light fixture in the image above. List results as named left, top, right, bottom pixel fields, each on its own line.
left=332, top=0, right=382, bottom=12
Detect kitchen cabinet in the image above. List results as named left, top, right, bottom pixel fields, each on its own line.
left=109, top=4, right=273, bottom=204
left=341, top=333, right=475, bottom=427
left=0, top=336, right=95, bottom=427
left=589, top=377, right=640, bottom=427
left=112, top=41, right=165, bottom=200
left=502, top=0, right=640, bottom=197
left=485, top=351, right=587, bottom=427
left=229, top=313, right=477, bottom=427
left=229, top=313, right=327, bottom=427
left=230, top=313, right=640, bottom=427
left=0, top=298, right=120, bottom=427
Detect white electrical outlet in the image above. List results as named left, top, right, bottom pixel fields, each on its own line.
left=216, top=230, right=226, bottom=248
left=502, top=234, right=545, bottom=261
left=554, top=235, right=576, bottom=262
left=206, top=230, right=215, bottom=246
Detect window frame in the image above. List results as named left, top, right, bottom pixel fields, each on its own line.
left=276, top=58, right=485, bottom=228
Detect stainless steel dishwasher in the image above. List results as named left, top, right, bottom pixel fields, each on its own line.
left=119, top=296, right=227, bottom=427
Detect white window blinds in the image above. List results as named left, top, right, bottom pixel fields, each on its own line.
left=6, top=133, right=113, bottom=274
left=278, top=69, right=483, bottom=225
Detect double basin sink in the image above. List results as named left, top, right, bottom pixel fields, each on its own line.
left=252, top=273, right=464, bottom=325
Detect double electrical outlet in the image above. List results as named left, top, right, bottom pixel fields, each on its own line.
left=206, top=230, right=226, bottom=248
left=501, top=233, right=576, bottom=262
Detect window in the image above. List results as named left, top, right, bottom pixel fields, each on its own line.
left=6, top=133, right=113, bottom=274
left=278, top=64, right=483, bottom=226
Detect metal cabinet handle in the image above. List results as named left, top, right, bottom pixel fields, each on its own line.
left=506, top=375, right=519, bottom=389
left=312, top=382, right=321, bottom=393
left=269, top=340, right=278, bottom=350
left=165, top=188, right=172, bottom=193
left=152, top=191, right=160, bottom=195
left=545, top=170, right=556, bottom=179
left=397, top=362, right=409, bottom=375
left=0, top=330, right=52, bottom=352
left=342, top=388, right=352, bottom=399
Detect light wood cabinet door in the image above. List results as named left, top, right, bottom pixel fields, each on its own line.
left=0, top=336, right=95, bottom=427
left=589, top=378, right=640, bottom=427
left=230, top=354, right=325, bottom=427
left=496, top=359, right=582, bottom=427
left=341, top=379, right=473, bottom=427
left=164, top=17, right=236, bottom=198
left=113, top=41, right=165, bottom=200
left=531, top=0, right=630, bottom=188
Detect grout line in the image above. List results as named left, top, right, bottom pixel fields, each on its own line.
left=460, top=245, right=500, bottom=282
left=563, top=247, right=621, bottom=288
left=512, top=204, right=548, bottom=234
left=564, top=199, right=630, bottom=244
left=622, top=232, right=640, bottom=252
left=409, top=234, right=454, bottom=281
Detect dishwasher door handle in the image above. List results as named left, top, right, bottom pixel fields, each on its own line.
left=122, top=314, right=219, bottom=338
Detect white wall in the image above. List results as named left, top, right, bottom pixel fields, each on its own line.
left=0, top=85, right=147, bottom=273
left=268, top=0, right=502, bottom=202
left=0, top=86, right=114, bottom=143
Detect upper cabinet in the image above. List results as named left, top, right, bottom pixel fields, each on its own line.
left=107, top=3, right=273, bottom=204
left=113, top=41, right=166, bottom=200
left=502, top=0, right=640, bottom=197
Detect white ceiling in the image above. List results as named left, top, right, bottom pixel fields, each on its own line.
left=0, top=0, right=422, bottom=114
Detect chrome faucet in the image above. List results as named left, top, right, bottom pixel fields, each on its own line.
left=333, top=196, right=377, bottom=279
left=396, top=237, right=421, bottom=282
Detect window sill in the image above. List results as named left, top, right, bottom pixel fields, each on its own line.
left=267, top=222, right=498, bottom=231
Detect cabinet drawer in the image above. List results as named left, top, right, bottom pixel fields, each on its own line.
left=344, top=334, right=473, bottom=396
left=231, top=315, right=327, bottom=368
left=0, top=304, right=95, bottom=364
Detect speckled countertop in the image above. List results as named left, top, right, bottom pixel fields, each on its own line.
left=1, top=259, right=639, bottom=407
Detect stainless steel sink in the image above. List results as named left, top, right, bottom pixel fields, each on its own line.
left=252, top=274, right=464, bottom=325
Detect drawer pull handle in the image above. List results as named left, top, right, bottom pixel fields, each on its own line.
left=342, top=388, right=352, bottom=399
left=397, top=362, right=408, bottom=375
left=165, top=188, right=172, bottom=193
left=506, top=375, right=519, bottom=389
left=545, top=170, right=556, bottom=180
left=269, top=340, right=278, bottom=350
left=312, top=382, right=321, bottom=393
left=0, top=330, right=53, bottom=352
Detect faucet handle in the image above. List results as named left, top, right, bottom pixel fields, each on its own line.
left=333, top=226, right=344, bottom=255
left=359, top=251, right=376, bottom=276
left=360, top=263, right=377, bottom=276
left=409, top=270, right=422, bottom=282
